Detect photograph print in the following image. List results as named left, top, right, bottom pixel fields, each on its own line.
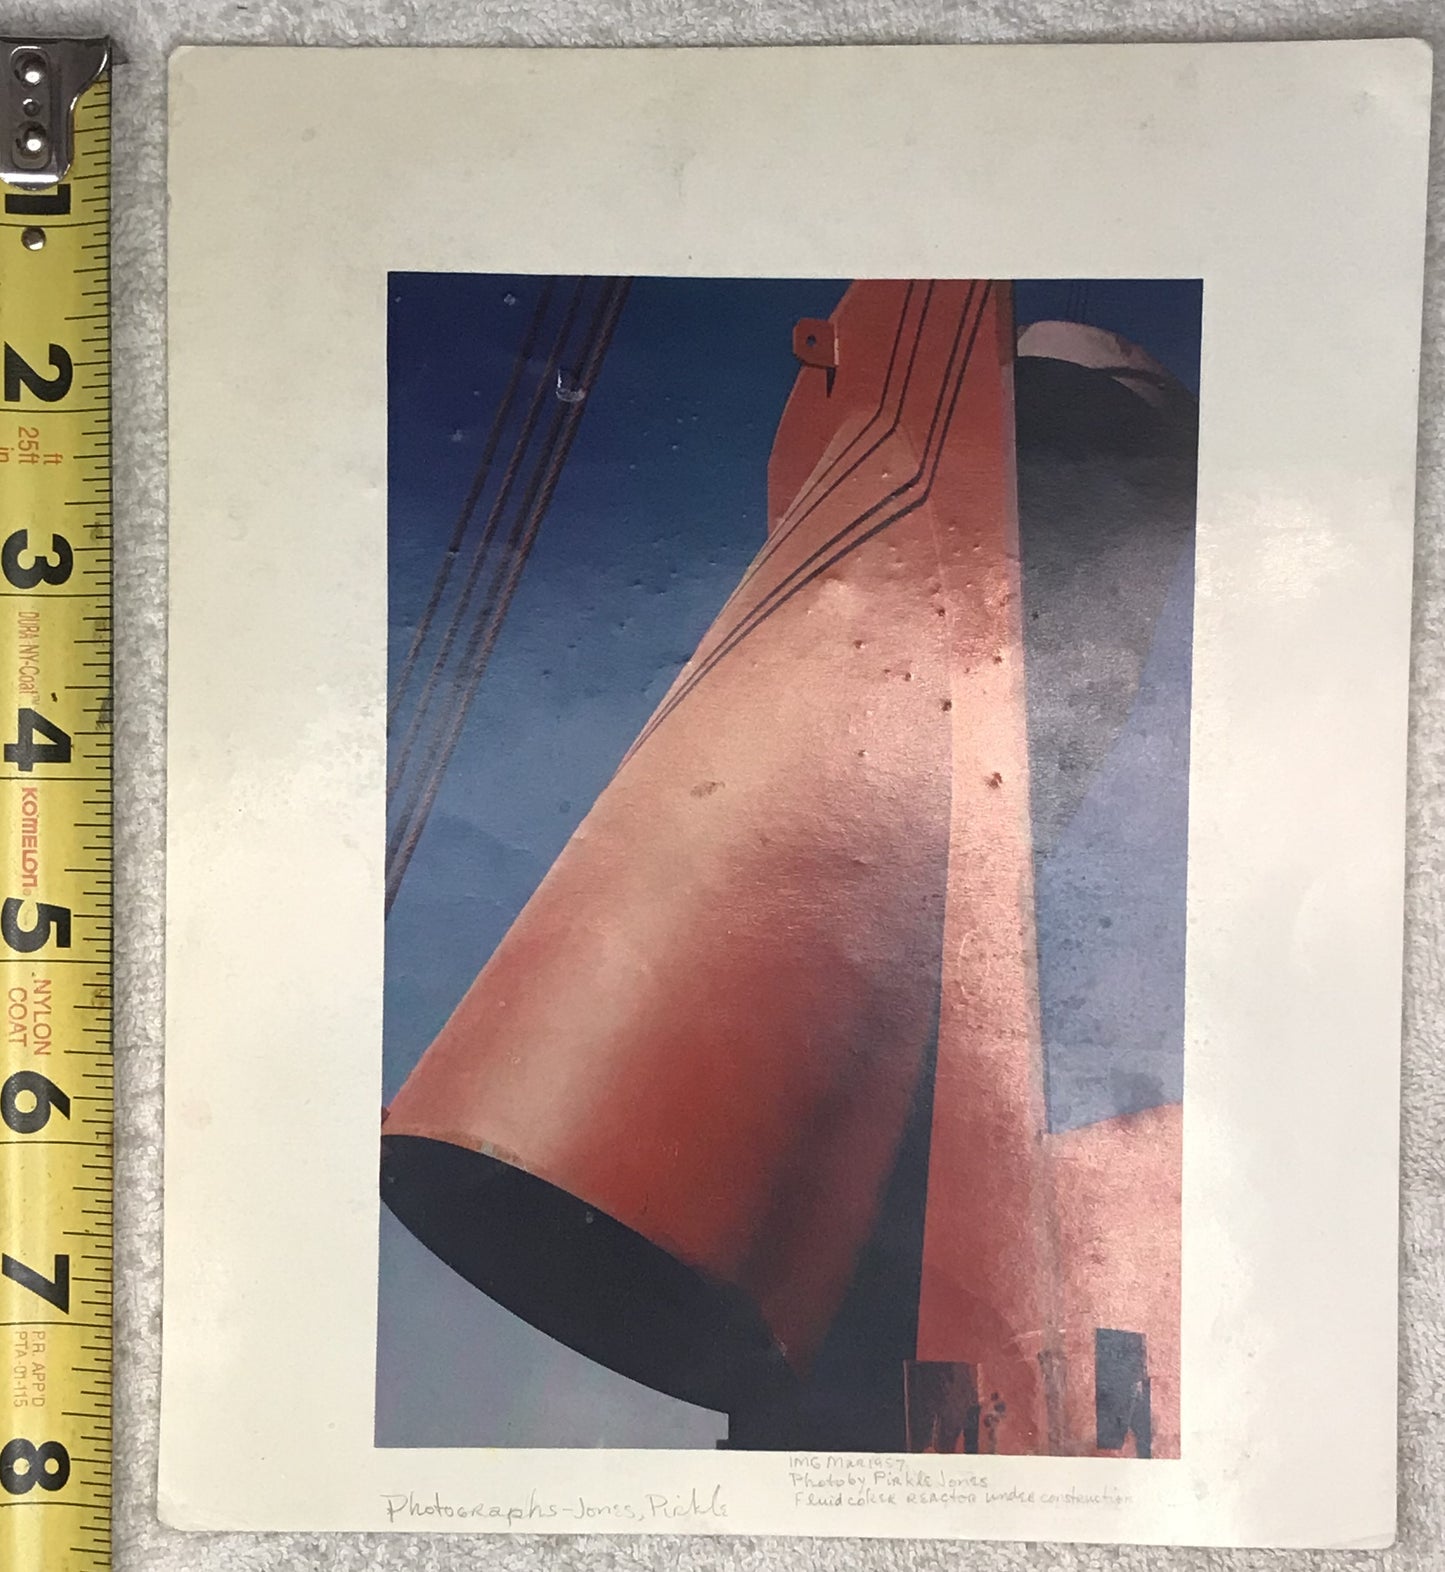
left=376, top=273, right=1200, bottom=1460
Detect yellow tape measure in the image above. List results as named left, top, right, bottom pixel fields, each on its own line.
left=0, top=37, right=112, bottom=1572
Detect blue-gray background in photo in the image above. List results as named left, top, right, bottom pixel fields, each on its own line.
left=376, top=274, right=1201, bottom=1448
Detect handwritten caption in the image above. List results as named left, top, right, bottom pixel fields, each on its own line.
left=383, top=1485, right=727, bottom=1527
left=382, top=1458, right=1132, bottom=1530
left=785, top=1454, right=1131, bottom=1512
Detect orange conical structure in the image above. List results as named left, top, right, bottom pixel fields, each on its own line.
left=382, top=280, right=1010, bottom=1414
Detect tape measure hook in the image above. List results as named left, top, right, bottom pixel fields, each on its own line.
left=0, top=36, right=109, bottom=189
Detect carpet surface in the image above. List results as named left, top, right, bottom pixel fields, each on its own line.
left=16, top=0, right=1439, bottom=1567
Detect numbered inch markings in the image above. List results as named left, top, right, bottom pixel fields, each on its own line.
left=0, top=64, right=113, bottom=1571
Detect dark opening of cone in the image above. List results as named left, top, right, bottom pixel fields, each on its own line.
left=380, top=1133, right=796, bottom=1419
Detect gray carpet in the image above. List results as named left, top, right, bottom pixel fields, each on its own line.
left=18, top=0, right=1440, bottom=1567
